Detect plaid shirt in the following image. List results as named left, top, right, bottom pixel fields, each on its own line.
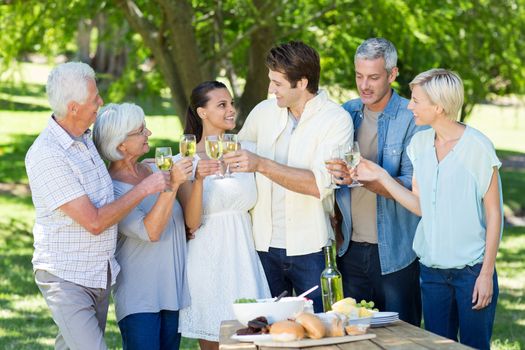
left=26, top=117, right=119, bottom=288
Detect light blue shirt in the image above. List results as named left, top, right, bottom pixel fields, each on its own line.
left=407, top=126, right=502, bottom=269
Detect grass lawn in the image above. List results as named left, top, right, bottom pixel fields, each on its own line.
left=1, top=63, right=524, bottom=349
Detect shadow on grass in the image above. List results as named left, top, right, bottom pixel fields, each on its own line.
left=0, top=310, right=56, bottom=350
left=0, top=133, right=37, bottom=184
left=0, top=83, right=46, bottom=98
left=492, top=227, right=525, bottom=349
left=0, top=99, right=49, bottom=112
left=0, top=83, right=48, bottom=112
left=500, top=170, right=525, bottom=216
left=0, top=218, right=38, bottom=298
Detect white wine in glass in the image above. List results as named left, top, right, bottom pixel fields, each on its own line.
left=323, top=145, right=343, bottom=189
left=205, top=135, right=223, bottom=179
left=155, top=147, right=173, bottom=191
left=180, top=134, right=197, bottom=158
left=222, top=134, right=238, bottom=177
left=344, top=141, right=363, bottom=188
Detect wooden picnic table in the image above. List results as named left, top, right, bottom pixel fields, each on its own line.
left=219, top=320, right=473, bottom=349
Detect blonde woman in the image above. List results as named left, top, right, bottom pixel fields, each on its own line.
left=351, top=69, right=502, bottom=350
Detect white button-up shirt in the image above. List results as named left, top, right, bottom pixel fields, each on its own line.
left=25, top=117, right=119, bottom=288
left=239, top=90, right=353, bottom=256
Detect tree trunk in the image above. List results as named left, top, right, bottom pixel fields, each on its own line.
left=76, top=19, right=92, bottom=63
left=237, top=0, right=277, bottom=127
left=116, top=0, right=204, bottom=119
left=160, top=0, right=206, bottom=111
left=92, top=13, right=108, bottom=72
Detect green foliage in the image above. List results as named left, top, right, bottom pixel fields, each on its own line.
left=2, top=0, right=525, bottom=121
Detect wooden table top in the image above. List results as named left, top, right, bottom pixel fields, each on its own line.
left=219, top=320, right=473, bottom=349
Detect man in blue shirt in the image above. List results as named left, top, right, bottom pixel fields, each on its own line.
left=328, top=38, right=423, bottom=326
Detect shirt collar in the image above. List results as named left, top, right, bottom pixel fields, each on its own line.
left=353, top=89, right=403, bottom=120
left=48, top=115, right=91, bottom=150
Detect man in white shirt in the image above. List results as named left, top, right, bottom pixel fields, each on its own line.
left=224, top=41, right=353, bottom=312
left=25, top=62, right=167, bottom=350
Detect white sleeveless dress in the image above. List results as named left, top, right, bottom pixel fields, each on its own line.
left=179, top=142, right=271, bottom=341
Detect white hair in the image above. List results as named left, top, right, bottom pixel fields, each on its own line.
left=355, top=38, right=398, bottom=74
left=409, top=68, right=464, bottom=120
left=93, top=103, right=146, bottom=162
left=46, top=62, right=96, bottom=120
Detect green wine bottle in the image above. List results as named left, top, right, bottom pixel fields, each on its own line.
left=320, top=241, right=344, bottom=312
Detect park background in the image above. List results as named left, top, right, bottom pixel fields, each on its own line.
left=0, top=0, right=524, bottom=349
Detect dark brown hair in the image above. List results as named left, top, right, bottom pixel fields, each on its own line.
left=184, top=81, right=228, bottom=142
left=265, top=41, right=320, bottom=94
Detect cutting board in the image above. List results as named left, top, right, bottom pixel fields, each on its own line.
left=253, top=333, right=376, bottom=347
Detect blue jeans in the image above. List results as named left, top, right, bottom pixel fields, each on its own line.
left=118, top=310, right=181, bottom=350
left=258, top=248, right=324, bottom=313
left=420, top=263, right=498, bottom=350
left=337, top=241, right=422, bottom=326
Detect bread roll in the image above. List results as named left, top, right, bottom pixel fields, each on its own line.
left=295, top=312, right=326, bottom=339
left=316, top=312, right=345, bottom=337
left=269, top=320, right=305, bottom=342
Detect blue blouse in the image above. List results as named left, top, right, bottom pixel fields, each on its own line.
left=407, top=126, right=502, bottom=269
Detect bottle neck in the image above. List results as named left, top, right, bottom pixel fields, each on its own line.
left=323, top=242, right=337, bottom=268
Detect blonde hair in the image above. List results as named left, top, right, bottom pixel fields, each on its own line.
left=409, top=68, right=464, bottom=120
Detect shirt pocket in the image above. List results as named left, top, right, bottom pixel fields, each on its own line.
left=382, top=143, right=404, bottom=175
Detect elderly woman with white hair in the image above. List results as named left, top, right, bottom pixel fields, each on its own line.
left=93, top=103, right=193, bottom=350
left=350, top=69, right=502, bottom=349
left=26, top=62, right=168, bottom=350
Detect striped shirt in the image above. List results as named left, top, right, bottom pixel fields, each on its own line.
left=25, top=117, right=119, bottom=288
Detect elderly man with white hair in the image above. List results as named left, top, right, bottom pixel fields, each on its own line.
left=25, top=62, right=168, bottom=350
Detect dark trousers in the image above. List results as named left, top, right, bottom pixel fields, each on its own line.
left=118, top=310, right=181, bottom=350
left=420, top=263, right=498, bottom=350
left=337, top=241, right=422, bottom=326
left=258, top=247, right=325, bottom=313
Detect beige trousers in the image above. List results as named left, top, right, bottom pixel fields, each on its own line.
left=35, top=269, right=111, bottom=350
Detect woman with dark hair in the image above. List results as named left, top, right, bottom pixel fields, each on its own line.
left=178, top=81, right=270, bottom=350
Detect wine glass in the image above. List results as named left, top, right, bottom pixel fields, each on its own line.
left=323, top=145, right=343, bottom=189
left=205, top=135, right=223, bottom=179
left=344, top=142, right=363, bottom=188
left=180, top=134, right=196, bottom=180
left=179, top=134, right=196, bottom=158
left=221, top=133, right=238, bottom=178
left=155, top=147, right=173, bottom=191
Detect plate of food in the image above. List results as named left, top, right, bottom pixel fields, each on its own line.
left=231, top=334, right=272, bottom=342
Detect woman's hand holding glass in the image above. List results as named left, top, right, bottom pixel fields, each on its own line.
left=352, top=158, right=386, bottom=183
left=169, top=157, right=194, bottom=189
left=194, top=159, right=221, bottom=181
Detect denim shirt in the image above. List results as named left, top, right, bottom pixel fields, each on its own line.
left=336, top=90, right=424, bottom=274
